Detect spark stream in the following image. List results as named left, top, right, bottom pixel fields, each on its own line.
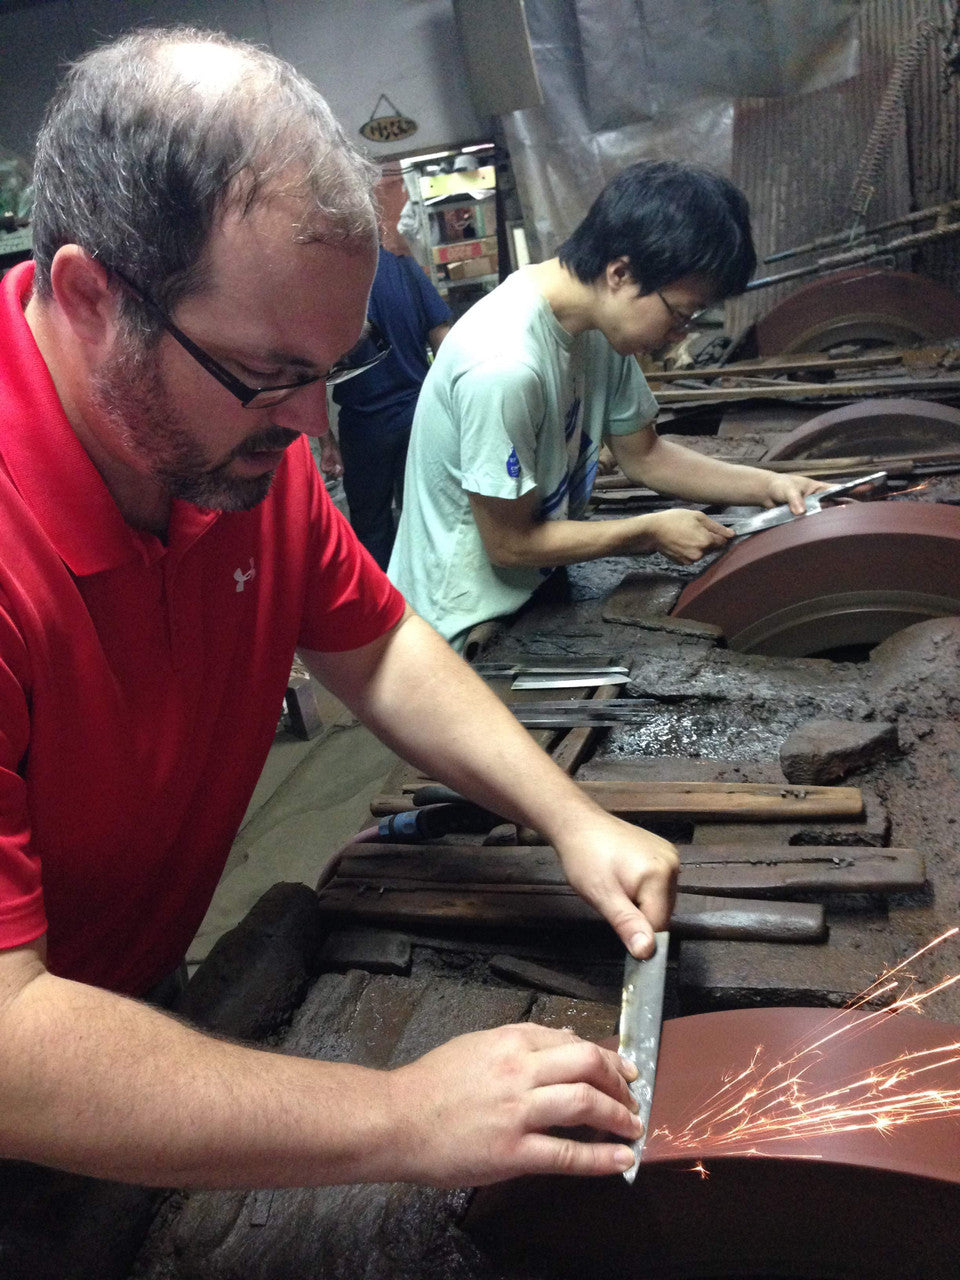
left=647, top=928, right=960, bottom=1162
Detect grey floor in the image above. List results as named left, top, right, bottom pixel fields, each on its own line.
left=187, top=687, right=399, bottom=969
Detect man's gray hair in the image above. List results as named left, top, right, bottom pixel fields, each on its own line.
left=31, top=26, right=379, bottom=314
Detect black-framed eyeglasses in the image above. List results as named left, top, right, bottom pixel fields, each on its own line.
left=656, top=289, right=706, bottom=334
left=112, top=268, right=391, bottom=408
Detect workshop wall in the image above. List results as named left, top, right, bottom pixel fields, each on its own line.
left=728, top=0, right=960, bottom=332
left=0, top=0, right=484, bottom=164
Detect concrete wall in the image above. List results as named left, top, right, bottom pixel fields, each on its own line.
left=0, top=0, right=484, bottom=164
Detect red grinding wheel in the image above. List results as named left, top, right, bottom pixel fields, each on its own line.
left=764, top=398, right=960, bottom=461
left=465, top=1006, right=960, bottom=1279
left=671, top=503, right=960, bottom=656
left=754, top=267, right=960, bottom=356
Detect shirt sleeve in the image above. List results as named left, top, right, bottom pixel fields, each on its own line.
left=408, top=259, right=453, bottom=330
left=297, top=445, right=406, bottom=652
left=454, top=357, right=545, bottom=501
left=0, top=596, right=46, bottom=951
left=604, top=353, right=660, bottom=437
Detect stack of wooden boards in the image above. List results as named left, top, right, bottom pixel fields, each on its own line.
left=314, top=668, right=925, bottom=997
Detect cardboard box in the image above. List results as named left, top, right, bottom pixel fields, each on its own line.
left=433, top=234, right=498, bottom=265
left=446, top=255, right=495, bottom=281
left=434, top=239, right=485, bottom=265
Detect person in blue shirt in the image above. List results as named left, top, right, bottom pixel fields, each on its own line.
left=333, top=246, right=451, bottom=567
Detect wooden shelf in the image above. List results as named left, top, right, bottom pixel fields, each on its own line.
left=443, top=274, right=500, bottom=290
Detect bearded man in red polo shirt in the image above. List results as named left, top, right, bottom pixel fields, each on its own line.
left=0, top=26, right=677, bottom=1190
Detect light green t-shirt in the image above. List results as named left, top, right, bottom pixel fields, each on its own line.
left=388, top=269, right=659, bottom=647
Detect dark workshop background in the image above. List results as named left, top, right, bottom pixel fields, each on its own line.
left=4, top=1, right=960, bottom=302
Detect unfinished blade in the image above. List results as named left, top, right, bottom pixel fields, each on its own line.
left=618, top=931, right=669, bottom=1183
left=716, top=471, right=888, bottom=538
left=511, top=672, right=630, bottom=689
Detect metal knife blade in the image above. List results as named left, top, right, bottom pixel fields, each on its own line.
left=715, top=471, right=887, bottom=539
left=618, top=931, right=669, bottom=1183
left=511, top=672, right=630, bottom=689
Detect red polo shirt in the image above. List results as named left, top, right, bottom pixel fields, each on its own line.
left=0, top=262, right=405, bottom=995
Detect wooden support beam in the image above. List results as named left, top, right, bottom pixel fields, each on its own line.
left=370, top=780, right=864, bottom=823
left=651, top=374, right=960, bottom=405
left=647, top=349, right=917, bottom=381
left=337, top=842, right=924, bottom=897
left=315, top=878, right=825, bottom=942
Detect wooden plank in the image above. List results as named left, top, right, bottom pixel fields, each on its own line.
left=370, top=780, right=864, bottom=822
left=337, top=843, right=924, bottom=896
left=318, top=928, right=412, bottom=975
left=652, top=373, right=960, bottom=404
left=647, top=349, right=912, bottom=380
left=489, top=955, right=613, bottom=1002
left=672, top=895, right=824, bottom=941
left=677, top=847, right=924, bottom=896
left=314, top=880, right=825, bottom=942
left=577, top=779, right=863, bottom=821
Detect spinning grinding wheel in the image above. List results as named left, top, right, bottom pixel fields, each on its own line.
left=465, top=1005, right=960, bottom=1279
left=671, top=502, right=960, bottom=657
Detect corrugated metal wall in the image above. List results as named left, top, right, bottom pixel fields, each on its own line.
left=729, top=0, right=960, bottom=332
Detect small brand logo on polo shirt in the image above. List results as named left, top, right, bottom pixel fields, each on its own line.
left=506, top=448, right=520, bottom=478
left=234, top=559, right=256, bottom=593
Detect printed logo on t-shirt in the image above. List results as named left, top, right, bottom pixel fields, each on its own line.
left=506, top=448, right=520, bottom=478
left=234, top=559, right=256, bottom=593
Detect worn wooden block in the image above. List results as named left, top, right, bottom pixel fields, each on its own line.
left=336, top=841, right=924, bottom=898
left=371, top=779, right=865, bottom=823
left=318, top=927, right=412, bottom=975
left=601, top=570, right=683, bottom=620
left=530, top=994, right=619, bottom=1041
left=692, top=785, right=889, bottom=848
left=672, top=895, right=825, bottom=942
left=677, top=844, right=925, bottom=896
left=679, top=916, right=898, bottom=1009
left=315, top=875, right=824, bottom=943
left=577, top=779, right=864, bottom=822
left=489, top=955, right=614, bottom=1003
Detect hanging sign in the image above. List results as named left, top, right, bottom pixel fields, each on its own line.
left=359, top=94, right=418, bottom=144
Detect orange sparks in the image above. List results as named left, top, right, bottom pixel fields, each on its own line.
left=889, top=480, right=931, bottom=497
left=650, top=930, right=960, bottom=1161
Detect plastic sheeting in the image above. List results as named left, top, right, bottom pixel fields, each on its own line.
left=503, top=0, right=861, bottom=260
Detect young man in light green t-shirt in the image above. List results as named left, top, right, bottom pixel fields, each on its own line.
left=389, top=161, right=825, bottom=649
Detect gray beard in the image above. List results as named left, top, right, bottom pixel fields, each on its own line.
left=91, top=338, right=298, bottom=513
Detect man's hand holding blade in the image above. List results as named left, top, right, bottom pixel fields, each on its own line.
left=385, top=1023, right=643, bottom=1184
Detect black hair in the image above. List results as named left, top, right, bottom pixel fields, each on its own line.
left=31, top=26, right=377, bottom=324
left=557, top=160, right=756, bottom=298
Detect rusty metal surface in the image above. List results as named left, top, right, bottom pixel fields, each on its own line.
left=753, top=267, right=960, bottom=354
left=465, top=1005, right=960, bottom=1279
left=727, top=1, right=960, bottom=336
left=764, top=396, right=960, bottom=460
left=672, top=502, right=960, bottom=655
